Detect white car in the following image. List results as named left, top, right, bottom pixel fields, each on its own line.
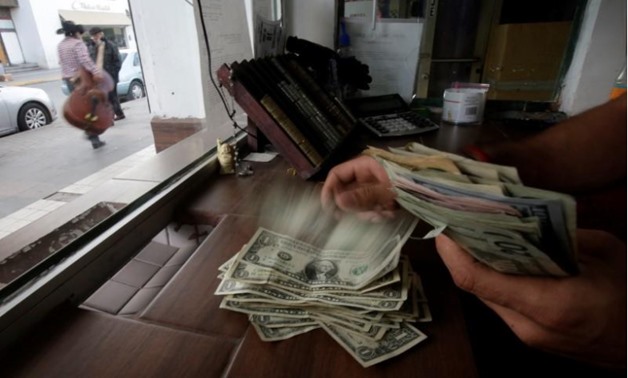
left=0, top=85, right=58, bottom=137
left=117, top=49, right=145, bottom=101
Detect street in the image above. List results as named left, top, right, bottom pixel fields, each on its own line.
left=0, top=71, right=154, bottom=218
left=27, top=79, right=71, bottom=115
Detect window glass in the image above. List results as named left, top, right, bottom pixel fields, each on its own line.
left=0, top=0, right=253, bottom=300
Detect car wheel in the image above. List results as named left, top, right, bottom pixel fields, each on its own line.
left=18, top=103, right=50, bottom=131
left=128, top=80, right=145, bottom=100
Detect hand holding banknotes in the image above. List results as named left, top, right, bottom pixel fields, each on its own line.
left=320, top=94, right=626, bottom=369
left=436, top=230, right=626, bottom=369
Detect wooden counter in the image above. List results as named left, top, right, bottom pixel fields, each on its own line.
left=1, top=120, right=624, bottom=377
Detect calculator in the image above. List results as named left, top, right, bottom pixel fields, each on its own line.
left=343, top=94, right=440, bottom=138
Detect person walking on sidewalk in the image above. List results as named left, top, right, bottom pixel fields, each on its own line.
left=86, top=27, right=126, bottom=121
left=56, top=20, right=106, bottom=149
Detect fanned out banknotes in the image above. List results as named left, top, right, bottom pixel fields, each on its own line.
left=364, top=143, right=578, bottom=276
left=215, top=212, right=433, bottom=368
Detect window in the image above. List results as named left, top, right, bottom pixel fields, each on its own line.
left=0, top=0, right=255, bottom=346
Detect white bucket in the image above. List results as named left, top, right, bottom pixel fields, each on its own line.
left=442, top=88, right=486, bottom=125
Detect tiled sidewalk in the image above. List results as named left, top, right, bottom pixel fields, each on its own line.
left=0, top=146, right=156, bottom=240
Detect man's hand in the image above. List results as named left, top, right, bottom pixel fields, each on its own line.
left=321, top=155, right=398, bottom=221
left=435, top=229, right=627, bottom=369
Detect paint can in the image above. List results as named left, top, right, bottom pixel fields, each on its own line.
left=442, top=88, right=486, bottom=125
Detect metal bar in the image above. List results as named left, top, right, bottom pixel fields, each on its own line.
left=372, top=0, right=377, bottom=30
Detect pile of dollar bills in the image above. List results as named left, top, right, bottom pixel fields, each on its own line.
left=365, top=143, right=578, bottom=277
left=215, top=213, right=432, bottom=367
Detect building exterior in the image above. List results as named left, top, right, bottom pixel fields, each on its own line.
left=0, top=0, right=134, bottom=69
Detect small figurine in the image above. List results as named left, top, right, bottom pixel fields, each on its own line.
left=217, top=138, right=235, bottom=175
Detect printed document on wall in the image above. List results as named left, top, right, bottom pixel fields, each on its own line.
left=199, top=0, right=253, bottom=123
left=346, top=20, right=423, bottom=103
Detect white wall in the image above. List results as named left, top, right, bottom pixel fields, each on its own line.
left=12, top=0, right=63, bottom=68
left=559, top=0, right=626, bottom=114
left=11, top=0, right=135, bottom=69
left=128, top=0, right=205, bottom=118
left=284, top=0, right=336, bottom=49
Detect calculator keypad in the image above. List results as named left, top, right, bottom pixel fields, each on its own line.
left=360, top=111, right=439, bottom=137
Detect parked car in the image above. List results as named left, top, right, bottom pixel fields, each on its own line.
left=0, top=85, right=57, bottom=137
left=61, top=48, right=145, bottom=101
left=117, top=49, right=145, bottom=101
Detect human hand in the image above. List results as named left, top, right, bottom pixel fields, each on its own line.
left=435, top=229, right=627, bottom=369
left=321, top=155, right=398, bottom=222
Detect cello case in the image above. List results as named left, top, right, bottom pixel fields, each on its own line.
left=63, top=42, right=115, bottom=135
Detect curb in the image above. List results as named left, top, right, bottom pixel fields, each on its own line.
left=3, top=76, right=61, bottom=87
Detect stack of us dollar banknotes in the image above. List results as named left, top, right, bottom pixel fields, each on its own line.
left=365, top=142, right=578, bottom=277
left=215, top=209, right=433, bottom=367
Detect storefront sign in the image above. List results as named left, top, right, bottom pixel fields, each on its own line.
left=72, top=1, right=112, bottom=12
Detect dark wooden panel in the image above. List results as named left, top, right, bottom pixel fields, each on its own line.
left=139, top=215, right=254, bottom=338
left=0, top=305, right=238, bottom=377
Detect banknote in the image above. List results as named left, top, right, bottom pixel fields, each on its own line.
left=217, top=273, right=408, bottom=306
left=397, top=166, right=575, bottom=268
left=319, top=321, right=428, bottom=367
left=394, top=188, right=542, bottom=235
left=219, top=299, right=311, bottom=318
left=227, top=287, right=405, bottom=312
left=252, top=322, right=320, bottom=342
left=446, top=224, right=567, bottom=276
left=380, top=157, right=577, bottom=276
left=401, top=142, right=522, bottom=183
left=216, top=209, right=430, bottom=367
left=393, top=174, right=520, bottom=215
left=309, top=311, right=373, bottom=333
left=249, top=314, right=318, bottom=328
left=219, top=261, right=403, bottom=297
left=230, top=217, right=417, bottom=290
